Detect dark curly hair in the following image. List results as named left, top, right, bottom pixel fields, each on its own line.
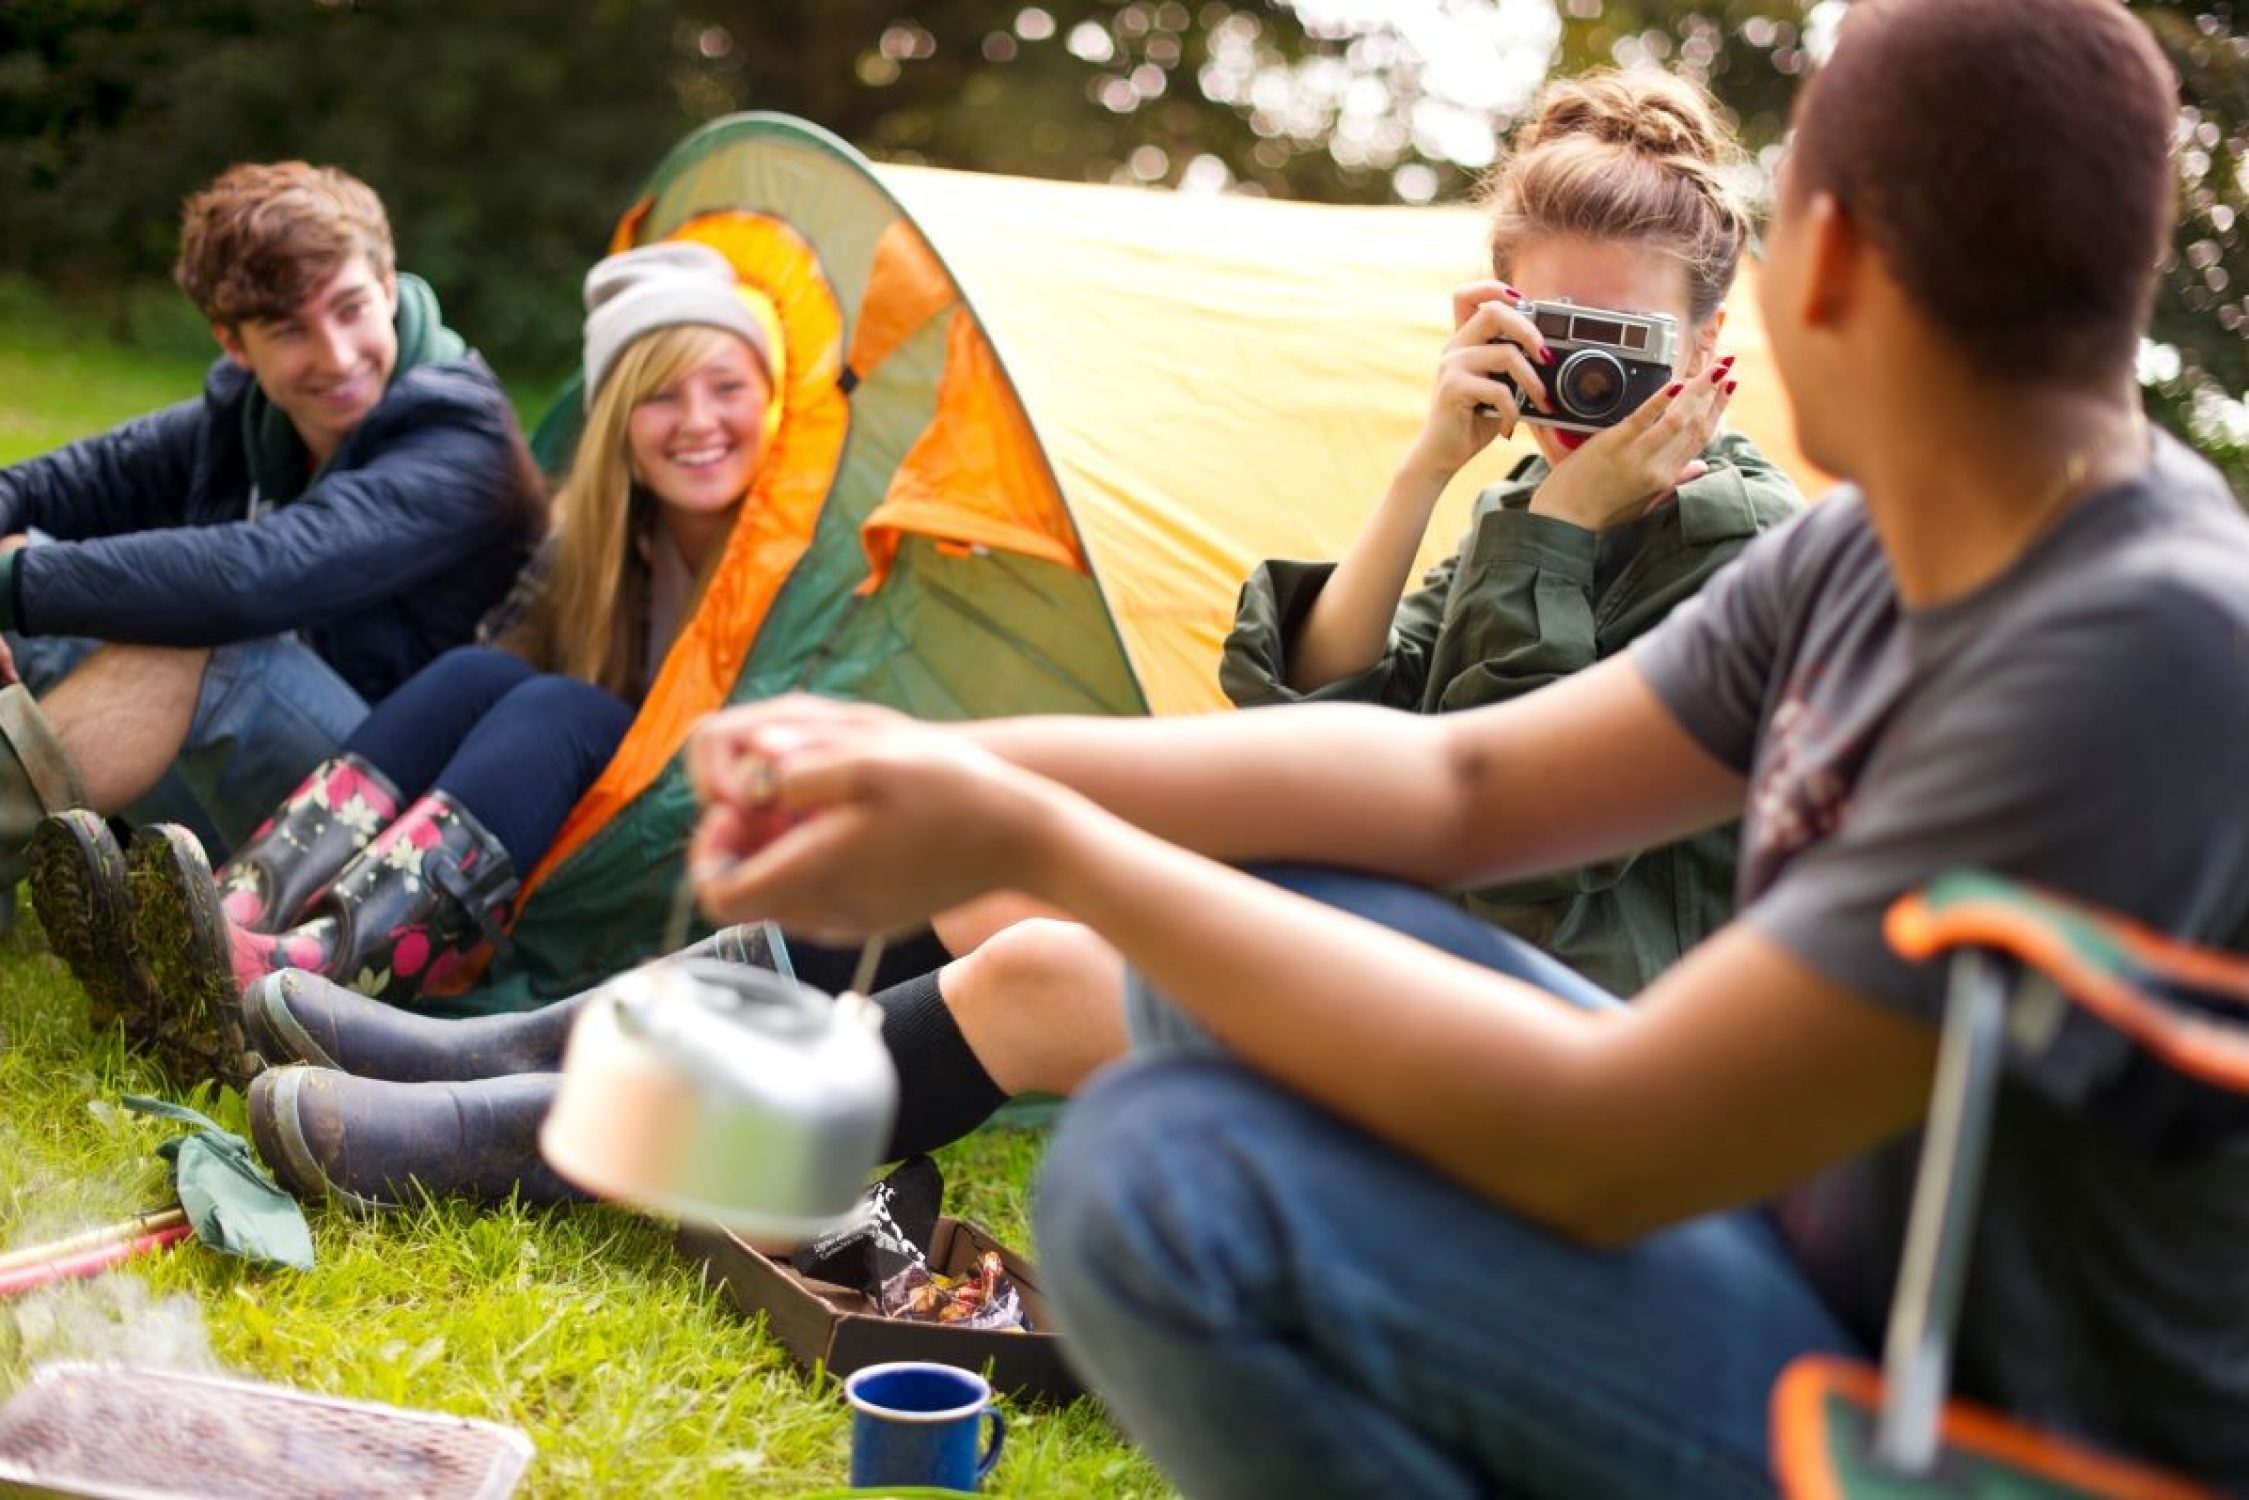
left=1785, top=0, right=2177, bottom=386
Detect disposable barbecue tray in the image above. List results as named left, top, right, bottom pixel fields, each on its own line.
left=0, top=1362, right=532, bottom=1500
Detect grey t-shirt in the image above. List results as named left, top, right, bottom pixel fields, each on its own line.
left=1636, top=432, right=2249, bottom=1484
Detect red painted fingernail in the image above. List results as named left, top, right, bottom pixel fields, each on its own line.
left=1540, top=348, right=1557, bottom=365
left=1717, top=354, right=1737, bottom=367
left=1665, top=382, right=1684, bottom=397
left=1724, top=380, right=1738, bottom=395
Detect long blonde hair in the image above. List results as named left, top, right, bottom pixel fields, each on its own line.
left=532, top=323, right=760, bottom=697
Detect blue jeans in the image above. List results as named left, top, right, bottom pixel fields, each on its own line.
left=1035, top=866, right=1862, bottom=1500
left=9, top=631, right=367, bottom=854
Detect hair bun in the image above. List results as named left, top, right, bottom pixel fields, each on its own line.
left=1518, top=71, right=1729, bottom=165
left=1481, top=67, right=1750, bottom=325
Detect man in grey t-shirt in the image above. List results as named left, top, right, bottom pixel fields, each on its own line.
left=676, top=2, right=2249, bottom=1496
left=1635, top=432, right=2249, bottom=1472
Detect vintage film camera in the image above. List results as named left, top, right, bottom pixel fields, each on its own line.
left=1495, top=300, right=1679, bottom=433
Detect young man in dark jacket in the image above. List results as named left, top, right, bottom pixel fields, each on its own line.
left=0, top=162, right=538, bottom=900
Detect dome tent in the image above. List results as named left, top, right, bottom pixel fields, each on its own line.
left=462, top=111, right=1819, bottom=1013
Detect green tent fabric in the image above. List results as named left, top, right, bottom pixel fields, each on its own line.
left=456, top=115, right=1152, bottom=1013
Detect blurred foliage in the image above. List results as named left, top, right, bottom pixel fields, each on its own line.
left=0, top=0, right=2242, bottom=488
left=2139, top=3, right=2249, bottom=487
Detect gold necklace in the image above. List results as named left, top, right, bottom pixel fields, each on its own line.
left=2025, top=412, right=2147, bottom=539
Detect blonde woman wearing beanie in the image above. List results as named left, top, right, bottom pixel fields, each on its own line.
left=48, top=242, right=780, bottom=1072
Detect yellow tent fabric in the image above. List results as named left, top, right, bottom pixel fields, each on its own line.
left=480, top=114, right=1827, bottom=1011
left=877, top=163, right=1823, bottom=714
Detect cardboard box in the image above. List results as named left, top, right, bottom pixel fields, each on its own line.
left=680, top=1216, right=1082, bottom=1404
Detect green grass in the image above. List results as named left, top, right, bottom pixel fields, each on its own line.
left=0, top=290, right=1176, bottom=1497
left=0, top=282, right=215, bottom=467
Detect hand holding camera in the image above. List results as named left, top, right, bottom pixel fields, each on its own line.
left=1403, top=283, right=1558, bottom=481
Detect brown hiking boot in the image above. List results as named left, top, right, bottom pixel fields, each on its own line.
left=0, top=683, right=91, bottom=933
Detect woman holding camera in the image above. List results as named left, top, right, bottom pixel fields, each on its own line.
left=1224, top=68, right=1800, bottom=995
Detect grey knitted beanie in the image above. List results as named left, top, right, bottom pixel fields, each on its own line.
left=581, top=241, right=771, bottom=407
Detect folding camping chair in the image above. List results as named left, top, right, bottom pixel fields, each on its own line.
left=1769, top=871, right=2246, bottom=1500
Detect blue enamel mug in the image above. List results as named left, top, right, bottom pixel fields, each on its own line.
left=844, top=1361, right=1006, bottom=1491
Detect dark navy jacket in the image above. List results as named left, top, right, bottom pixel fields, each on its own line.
left=0, top=356, right=535, bottom=703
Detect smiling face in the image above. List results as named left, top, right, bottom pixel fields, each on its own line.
left=1504, top=234, right=1720, bottom=465
left=214, top=254, right=398, bottom=464
left=625, top=332, right=773, bottom=543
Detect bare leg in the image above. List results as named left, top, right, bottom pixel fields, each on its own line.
left=937, top=917, right=1129, bottom=1098
left=41, top=645, right=206, bottom=812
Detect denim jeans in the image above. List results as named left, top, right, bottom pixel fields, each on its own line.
left=9, top=631, right=367, bottom=854
left=1035, top=866, right=1862, bottom=1500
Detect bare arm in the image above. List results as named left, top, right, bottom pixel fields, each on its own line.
left=690, top=700, right=1932, bottom=1246
left=1285, top=284, right=1551, bottom=691
left=977, top=653, right=1742, bottom=889
left=691, top=653, right=1744, bottom=900
left=1283, top=457, right=1465, bottom=692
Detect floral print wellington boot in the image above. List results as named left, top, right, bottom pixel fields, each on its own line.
left=217, top=753, right=402, bottom=932
left=125, top=792, right=520, bottom=1088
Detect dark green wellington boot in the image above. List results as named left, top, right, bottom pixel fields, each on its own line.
left=0, top=684, right=91, bottom=936
left=28, top=810, right=159, bottom=1045
left=247, top=1066, right=581, bottom=1214
left=238, top=922, right=788, bottom=1082
left=127, top=791, right=521, bottom=1087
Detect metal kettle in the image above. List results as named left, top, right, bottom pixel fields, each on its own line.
left=541, top=956, right=899, bottom=1242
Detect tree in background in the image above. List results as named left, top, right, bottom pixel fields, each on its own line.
left=1, top=0, right=2241, bottom=489
left=0, top=0, right=683, bottom=372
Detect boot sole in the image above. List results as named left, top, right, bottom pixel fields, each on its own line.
left=28, top=813, right=151, bottom=1044
left=239, top=971, right=342, bottom=1071
left=248, top=1067, right=398, bottom=1216
left=124, top=828, right=260, bottom=1090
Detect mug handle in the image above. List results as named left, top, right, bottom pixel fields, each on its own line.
left=975, top=1406, right=1007, bottom=1483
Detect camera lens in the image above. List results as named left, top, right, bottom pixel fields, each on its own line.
left=1555, top=349, right=1628, bottom=421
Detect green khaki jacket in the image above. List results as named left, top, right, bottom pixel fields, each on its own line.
left=1220, top=431, right=1801, bottom=995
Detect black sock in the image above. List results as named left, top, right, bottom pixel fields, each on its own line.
left=874, top=967, right=1008, bottom=1159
